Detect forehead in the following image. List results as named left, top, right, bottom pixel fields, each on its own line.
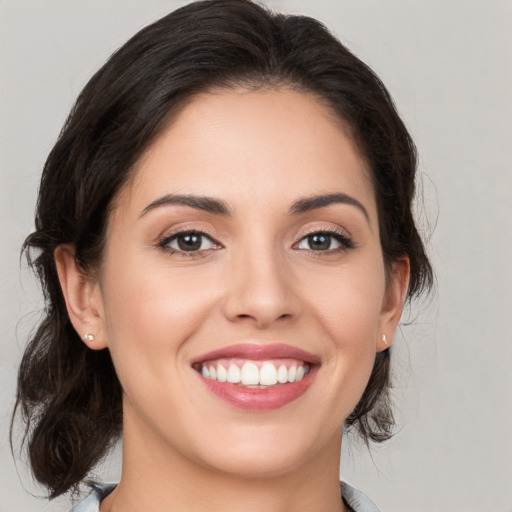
left=114, top=88, right=376, bottom=223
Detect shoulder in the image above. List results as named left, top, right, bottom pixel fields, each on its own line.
left=69, top=483, right=117, bottom=512
left=340, top=481, right=382, bottom=512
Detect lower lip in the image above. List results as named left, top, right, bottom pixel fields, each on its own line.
left=197, top=367, right=317, bottom=411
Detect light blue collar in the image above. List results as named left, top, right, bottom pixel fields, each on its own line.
left=70, top=481, right=380, bottom=512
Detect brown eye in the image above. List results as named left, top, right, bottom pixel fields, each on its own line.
left=296, top=230, right=353, bottom=252
left=163, top=231, right=218, bottom=253
left=306, top=234, right=332, bottom=251
left=177, top=233, right=203, bottom=251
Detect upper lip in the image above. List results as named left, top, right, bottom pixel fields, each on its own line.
left=192, top=343, right=321, bottom=365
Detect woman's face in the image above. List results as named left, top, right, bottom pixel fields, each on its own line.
left=85, top=88, right=407, bottom=477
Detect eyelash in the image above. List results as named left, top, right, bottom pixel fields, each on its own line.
left=156, top=228, right=354, bottom=258
left=294, top=228, right=354, bottom=254
left=156, top=229, right=221, bottom=259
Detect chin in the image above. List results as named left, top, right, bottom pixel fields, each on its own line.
left=190, top=422, right=337, bottom=480
left=200, top=446, right=311, bottom=479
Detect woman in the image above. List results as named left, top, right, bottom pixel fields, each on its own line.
left=12, top=1, right=433, bottom=511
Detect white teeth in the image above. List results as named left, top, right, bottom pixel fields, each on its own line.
left=259, top=363, right=278, bottom=386
left=227, top=364, right=241, bottom=383
left=240, top=362, right=260, bottom=385
left=277, top=364, right=288, bottom=384
left=216, top=364, right=227, bottom=382
left=201, top=361, right=310, bottom=387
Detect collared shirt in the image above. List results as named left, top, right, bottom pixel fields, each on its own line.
left=70, top=482, right=381, bottom=512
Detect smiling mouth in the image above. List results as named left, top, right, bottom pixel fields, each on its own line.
left=193, top=358, right=312, bottom=388
left=191, top=344, right=319, bottom=410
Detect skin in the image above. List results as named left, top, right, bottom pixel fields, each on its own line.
left=55, top=88, right=409, bottom=512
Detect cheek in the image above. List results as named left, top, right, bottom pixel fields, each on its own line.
left=300, top=255, right=386, bottom=393
left=304, top=255, right=386, bottom=339
left=98, top=253, right=220, bottom=390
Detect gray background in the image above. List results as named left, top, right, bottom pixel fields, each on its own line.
left=1, top=1, right=511, bottom=511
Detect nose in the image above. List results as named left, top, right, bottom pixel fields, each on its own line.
left=221, top=244, right=300, bottom=329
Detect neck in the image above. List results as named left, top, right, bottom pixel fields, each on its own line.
left=101, top=410, right=348, bottom=512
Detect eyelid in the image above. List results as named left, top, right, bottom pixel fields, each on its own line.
left=155, top=221, right=223, bottom=245
left=298, top=225, right=351, bottom=238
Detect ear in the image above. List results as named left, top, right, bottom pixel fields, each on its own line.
left=54, top=244, right=108, bottom=350
left=377, top=256, right=410, bottom=352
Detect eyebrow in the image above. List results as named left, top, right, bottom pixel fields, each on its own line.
left=140, top=194, right=231, bottom=218
left=140, top=192, right=369, bottom=222
left=289, top=193, right=370, bottom=222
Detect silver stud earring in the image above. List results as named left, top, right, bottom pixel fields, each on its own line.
left=381, top=333, right=388, bottom=344
left=84, top=333, right=95, bottom=342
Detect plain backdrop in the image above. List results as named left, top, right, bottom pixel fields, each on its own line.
left=1, top=1, right=511, bottom=511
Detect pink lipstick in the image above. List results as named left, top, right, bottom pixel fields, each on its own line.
left=192, top=343, right=319, bottom=410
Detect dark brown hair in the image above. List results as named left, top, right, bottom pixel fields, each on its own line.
left=12, top=0, right=433, bottom=499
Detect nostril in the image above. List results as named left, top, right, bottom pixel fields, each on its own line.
left=233, top=312, right=293, bottom=329
left=222, top=279, right=300, bottom=327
